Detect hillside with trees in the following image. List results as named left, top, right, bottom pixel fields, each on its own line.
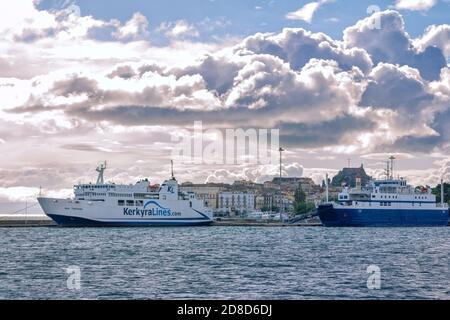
left=331, top=164, right=372, bottom=187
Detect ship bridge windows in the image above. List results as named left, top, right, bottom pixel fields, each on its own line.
left=136, top=200, right=144, bottom=207
left=109, top=193, right=133, bottom=198
left=134, top=193, right=158, bottom=199
left=126, top=200, right=134, bottom=206
left=84, top=192, right=106, bottom=197
left=118, top=200, right=125, bottom=206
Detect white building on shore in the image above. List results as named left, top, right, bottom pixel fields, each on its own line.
left=216, top=192, right=255, bottom=217
left=180, top=182, right=228, bottom=209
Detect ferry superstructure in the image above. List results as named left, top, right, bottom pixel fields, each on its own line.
left=38, top=162, right=213, bottom=227
left=318, top=158, right=449, bottom=227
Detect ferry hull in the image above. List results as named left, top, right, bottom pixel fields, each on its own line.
left=47, top=214, right=213, bottom=227
left=318, top=204, right=449, bottom=227
left=38, top=197, right=213, bottom=228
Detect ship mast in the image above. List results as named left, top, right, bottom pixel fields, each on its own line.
left=389, top=156, right=396, bottom=180
left=171, top=160, right=175, bottom=180
left=385, top=161, right=390, bottom=181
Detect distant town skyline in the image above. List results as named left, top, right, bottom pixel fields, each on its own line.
left=0, top=1, right=449, bottom=202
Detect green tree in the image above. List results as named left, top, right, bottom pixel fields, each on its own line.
left=432, top=183, right=450, bottom=205
left=295, top=187, right=306, bottom=203
left=294, top=201, right=315, bottom=215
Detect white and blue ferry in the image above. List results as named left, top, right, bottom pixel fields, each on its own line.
left=38, top=162, right=213, bottom=227
left=318, top=159, right=449, bottom=227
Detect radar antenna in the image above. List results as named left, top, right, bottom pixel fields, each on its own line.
left=96, top=161, right=107, bottom=185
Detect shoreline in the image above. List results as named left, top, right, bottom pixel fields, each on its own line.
left=0, top=216, right=321, bottom=228
left=1, top=216, right=447, bottom=228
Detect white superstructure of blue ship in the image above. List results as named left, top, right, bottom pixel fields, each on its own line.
left=38, top=162, right=213, bottom=227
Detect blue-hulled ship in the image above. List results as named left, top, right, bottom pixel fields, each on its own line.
left=318, top=158, right=449, bottom=227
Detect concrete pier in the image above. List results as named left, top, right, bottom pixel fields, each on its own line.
left=0, top=215, right=56, bottom=227
left=0, top=215, right=321, bottom=228
left=212, top=220, right=322, bottom=227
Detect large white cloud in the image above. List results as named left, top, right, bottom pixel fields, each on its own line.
left=395, top=0, right=437, bottom=11
left=344, top=10, right=446, bottom=80
left=237, top=28, right=373, bottom=74
left=2, top=6, right=448, bottom=154
left=157, top=20, right=199, bottom=39
left=415, top=24, right=450, bottom=58
left=113, top=12, right=149, bottom=41
left=206, top=162, right=304, bottom=184
left=0, top=2, right=222, bottom=80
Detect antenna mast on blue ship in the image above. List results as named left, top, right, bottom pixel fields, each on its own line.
left=385, top=160, right=390, bottom=181
left=389, top=156, right=396, bottom=180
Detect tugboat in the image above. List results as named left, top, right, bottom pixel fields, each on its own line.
left=318, top=157, right=449, bottom=227
left=38, top=162, right=213, bottom=227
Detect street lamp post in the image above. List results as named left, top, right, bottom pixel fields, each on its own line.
left=279, top=147, right=285, bottom=221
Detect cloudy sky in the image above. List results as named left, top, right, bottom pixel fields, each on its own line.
left=0, top=0, right=449, bottom=204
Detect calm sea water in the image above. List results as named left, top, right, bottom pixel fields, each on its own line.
left=0, top=227, right=449, bottom=300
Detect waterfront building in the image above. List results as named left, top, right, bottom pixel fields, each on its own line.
left=298, top=177, right=317, bottom=194
left=216, top=191, right=255, bottom=217
left=180, top=182, right=229, bottom=208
